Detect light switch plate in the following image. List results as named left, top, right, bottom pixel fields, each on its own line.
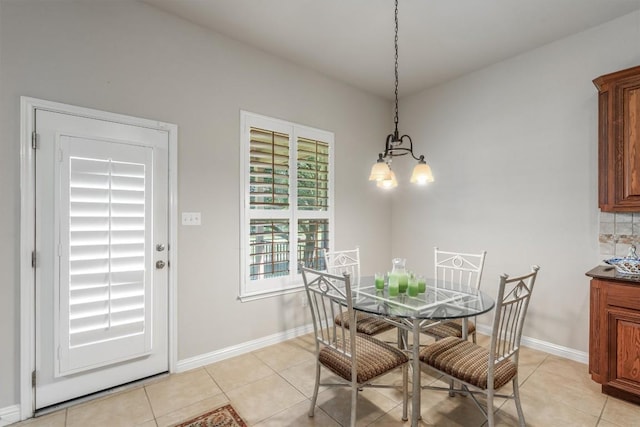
left=182, top=212, right=201, bottom=226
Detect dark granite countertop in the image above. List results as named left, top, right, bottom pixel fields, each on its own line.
left=586, top=265, right=640, bottom=283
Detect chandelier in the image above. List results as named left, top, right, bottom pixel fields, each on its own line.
left=368, top=0, right=434, bottom=189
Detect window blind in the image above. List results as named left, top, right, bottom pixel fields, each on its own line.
left=297, top=137, right=329, bottom=211
left=249, top=127, right=290, bottom=209
left=67, top=157, right=146, bottom=348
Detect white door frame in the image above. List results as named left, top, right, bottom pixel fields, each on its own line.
left=19, top=97, right=179, bottom=420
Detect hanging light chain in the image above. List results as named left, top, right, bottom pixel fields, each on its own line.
left=393, top=0, right=399, bottom=133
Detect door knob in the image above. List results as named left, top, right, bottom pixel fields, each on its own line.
left=156, top=260, right=166, bottom=269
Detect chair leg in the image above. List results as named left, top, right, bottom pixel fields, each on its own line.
left=350, top=383, right=358, bottom=427
left=512, top=377, right=526, bottom=427
left=486, top=388, right=495, bottom=427
left=309, top=362, right=321, bottom=417
left=398, top=328, right=408, bottom=350
left=472, top=331, right=477, bottom=344
left=402, top=364, right=408, bottom=421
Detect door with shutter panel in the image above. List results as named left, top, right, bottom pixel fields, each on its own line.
left=34, top=109, right=169, bottom=409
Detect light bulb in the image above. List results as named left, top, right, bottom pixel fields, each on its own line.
left=368, top=157, right=391, bottom=181
left=377, top=170, right=398, bottom=189
left=410, top=162, right=434, bottom=185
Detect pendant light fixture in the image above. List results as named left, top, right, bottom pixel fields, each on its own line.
left=368, top=0, right=434, bottom=189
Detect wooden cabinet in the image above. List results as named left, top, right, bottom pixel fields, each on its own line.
left=594, top=65, right=640, bottom=212
left=589, top=276, right=640, bottom=404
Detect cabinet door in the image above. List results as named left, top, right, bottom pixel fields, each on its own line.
left=615, top=80, right=640, bottom=206
left=605, top=306, right=640, bottom=402
left=589, top=280, right=604, bottom=383
left=595, top=65, right=640, bottom=211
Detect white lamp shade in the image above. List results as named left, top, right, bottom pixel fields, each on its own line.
left=410, top=162, right=434, bottom=185
left=376, top=170, right=398, bottom=189
left=369, top=161, right=392, bottom=181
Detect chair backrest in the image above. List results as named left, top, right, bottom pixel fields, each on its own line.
left=300, top=264, right=357, bottom=366
left=489, top=266, right=539, bottom=370
left=324, top=248, right=361, bottom=284
left=434, top=247, right=487, bottom=290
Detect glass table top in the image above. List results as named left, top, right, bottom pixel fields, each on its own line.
left=350, top=276, right=495, bottom=320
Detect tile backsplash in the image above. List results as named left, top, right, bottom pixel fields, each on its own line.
left=600, top=212, right=640, bottom=258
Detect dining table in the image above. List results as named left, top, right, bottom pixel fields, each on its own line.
left=351, top=277, right=495, bottom=427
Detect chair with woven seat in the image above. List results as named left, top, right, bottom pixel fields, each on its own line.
left=325, top=248, right=395, bottom=337
left=419, top=265, right=540, bottom=427
left=300, top=264, right=409, bottom=426
left=422, top=247, right=487, bottom=342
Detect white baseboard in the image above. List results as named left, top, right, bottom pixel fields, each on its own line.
left=0, top=405, right=21, bottom=426
left=176, top=321, right=589, bottom=375
left=475, top=324, right=588, bottom=364
left=176, top=323, right=315, bottom=372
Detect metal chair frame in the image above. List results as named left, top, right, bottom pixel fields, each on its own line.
left=301, top=264, right=408, bottom=426
left=324, top=247, right=361, bottom=284
left=427, top=247, right=487, bottom=343
left=324, top=248, right=395, bottom=339
left=434, top=247, right=487, bottom=290
left=421, top=266, right=540, bottom=427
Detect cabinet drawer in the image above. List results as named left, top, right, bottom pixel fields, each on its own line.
left=605, top=281, right=640, bottom=311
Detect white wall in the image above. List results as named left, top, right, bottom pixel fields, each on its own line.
left=0, top=0, right=392, bottom=409
left=393, top=10, right=640, bottom=353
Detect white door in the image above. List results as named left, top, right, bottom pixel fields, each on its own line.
left=34, top=109, right=169, bottom=409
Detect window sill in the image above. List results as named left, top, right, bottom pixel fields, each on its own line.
left=238, top=285, right=305, bottom=302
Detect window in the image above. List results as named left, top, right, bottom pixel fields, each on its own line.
left=240, top=111, right=334, bottom=299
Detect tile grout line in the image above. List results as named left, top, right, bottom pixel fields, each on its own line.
left=595, top=397, right=607, bottom=426
left=147, top=368, right=229, bottom=426
left=141, top=386, right=155, bottom=421
left=141, top=386, right=158, bottom=426
left=201, top=363, right=256, bottom=426
left=486, top=352, right=549, bottom=424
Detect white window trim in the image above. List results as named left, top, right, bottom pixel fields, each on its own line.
left=239, top=110, right=334, bottom=301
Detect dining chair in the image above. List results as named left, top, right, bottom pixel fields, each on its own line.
left=300, top=264, right=409, bottom=426
left=422, top=247, right=487, bottom=342
left=325, top=248, right=395, bottom=336
left=419, top=265, right=540, bottom=427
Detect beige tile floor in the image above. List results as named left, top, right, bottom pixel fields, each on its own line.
left=12, top=332, right=640, bottom=427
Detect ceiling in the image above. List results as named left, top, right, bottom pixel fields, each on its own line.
left=143, top=0, right=640, bottom=100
